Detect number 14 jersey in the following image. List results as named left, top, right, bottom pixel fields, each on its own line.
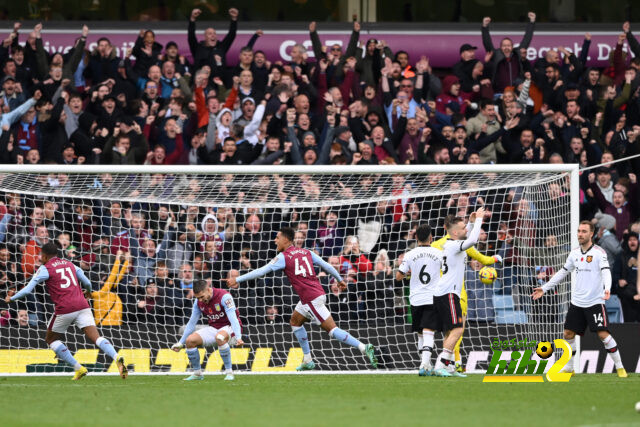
left=398, top=246, right=443, bottom=305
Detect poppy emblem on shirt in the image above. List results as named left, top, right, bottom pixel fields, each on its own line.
left=586, top=256, right=593, bottom=263
left=581, top=257, right=584, bottom=261
left=214, top=303, right=221, bottom=312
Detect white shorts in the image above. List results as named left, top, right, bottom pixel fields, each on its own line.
left=294, top=295, right=331, bottom=325
left=195, top=325, right=237, bottom=348
left=48, top=308, right=95, bottom=334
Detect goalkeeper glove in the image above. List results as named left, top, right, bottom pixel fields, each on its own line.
left=171, top=342, right=184, bottom=351
left=492, top=255, right=503, bottom=264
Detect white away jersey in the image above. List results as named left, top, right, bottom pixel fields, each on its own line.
left=434, top=239, right=468, bottom=297
left=399, top=246, right=443, bottom=305
left=562, top=245, right=610, bottom=307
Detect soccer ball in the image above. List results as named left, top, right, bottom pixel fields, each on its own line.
left=536, top=341, right=554, bottom=359
left=478, top=267, right=497, bottom=285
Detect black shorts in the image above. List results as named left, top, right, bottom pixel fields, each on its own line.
left=433, top=293, right=464, bottom=332
left=411, top=304, right=441, bottom=333
left=564, top=303, right=610, bottom=335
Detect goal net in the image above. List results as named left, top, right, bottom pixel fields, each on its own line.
left=0, top=164, right=578, bottom=374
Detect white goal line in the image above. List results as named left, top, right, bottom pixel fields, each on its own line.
left=0, top=370, right=430, bottom=377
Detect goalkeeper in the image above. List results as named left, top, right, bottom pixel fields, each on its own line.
left=432, top=214, right=501, bottom=372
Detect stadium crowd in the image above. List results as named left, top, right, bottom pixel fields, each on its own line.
left=0, top=9, right=639, bottom=330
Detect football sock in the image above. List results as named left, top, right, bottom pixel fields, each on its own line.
left=565, top=338, right=576, bottom=370
left=219, top=343, right=232, bottom=373
left=417, top=335, right=424, bottom=351
left=292, top=325, right=311, bottom=362
left=434, top=348, right=454, bottom=371
left=95, top=337, right=118, bottom=360
left=422, top=330, right=434, bottom=367
left=186, top=347, right=202, bottom=375
left=50, top=340, right=82, bottom=371
left=329, top=327, right=366, bottom=353
left=602, top=335, right=623, bottom=369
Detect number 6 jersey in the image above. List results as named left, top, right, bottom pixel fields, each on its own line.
left=398, top=246, right=443, bottom=306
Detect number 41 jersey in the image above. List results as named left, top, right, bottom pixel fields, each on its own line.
left=281, top=246, right=326, bottom=304
left=398, top=246, right=443, bottom=306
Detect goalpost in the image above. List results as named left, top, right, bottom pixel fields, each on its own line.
left=0, top=164, right=579, bottom=375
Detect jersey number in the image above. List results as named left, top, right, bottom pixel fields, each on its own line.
left=294, top=257, right=315, bottom=278
left=419, top=265, right=431, bottom=285
left=593, top=313, right=604, bottom=324
left=442, top=257, right=449, bottom=275
left=56, top=267, right=79, bottom=289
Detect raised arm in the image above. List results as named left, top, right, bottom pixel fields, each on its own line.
left=519, top=12, right=536, bottom=49
left=221, top=293, right=242, bottom=340
left=481, top=17, right=495, bottom=52
left=8, top=266, right=49, bottom=301
left=460, top=208, right=485, bottom=251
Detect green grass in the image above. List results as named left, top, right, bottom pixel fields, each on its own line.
left=0, top=374, right=638, bottom=427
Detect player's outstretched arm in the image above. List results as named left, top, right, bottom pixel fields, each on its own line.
left=5, top=266, right=49, bottom=302
left=466, top=246, right=502, bottom=265
left=532, top=260, right=573, bottom=300
left=228, top=254, right=286, bottom=287
left=221, top=294, right=243, bottom=345
left=310, top=252, right=343, bottom=282
left=172, top=301, right=202, bottom=351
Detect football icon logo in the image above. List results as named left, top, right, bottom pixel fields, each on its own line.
left=536, top=341, right=554, bottom=359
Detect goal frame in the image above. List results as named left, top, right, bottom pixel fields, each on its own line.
left=0, top=163, right=580, bottom=375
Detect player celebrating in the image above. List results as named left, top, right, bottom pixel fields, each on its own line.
left=172, top=280, right=244, bottom=381
left=432, top=214, right=501, bottom=373
left=396, top=224, right=443, bottom=376
left=532, top=221, right=628, bottom=378
left=432, top=208, right=485, bottom=377
left=5, top=243, right=127, bottom=380
left=226, top=226, right=377, bottom=370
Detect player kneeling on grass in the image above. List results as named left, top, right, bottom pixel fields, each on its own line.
left=172, top=280, right=244, bottom=381
left=226, top=226, right=377, bottom=370
left=532, top=221, right=627, bottom=378
left=5, top=243, right=127, bottom=380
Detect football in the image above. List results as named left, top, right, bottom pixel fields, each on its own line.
left=479, top=266, right=497, bottom=285
left=536, top=341, right=554, bottom=359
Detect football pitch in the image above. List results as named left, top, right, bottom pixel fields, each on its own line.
left=0, top=374, right=638, bottom=427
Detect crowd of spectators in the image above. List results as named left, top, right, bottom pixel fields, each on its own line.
left=0, top=9, right=639, bottom=330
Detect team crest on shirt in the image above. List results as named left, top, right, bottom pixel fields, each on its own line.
left=586, top=256, right=593, bottom=263
left=214, top=303, right=221, bottom=312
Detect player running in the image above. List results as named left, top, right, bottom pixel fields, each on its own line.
left=172, top=280, right=243, bottom=381
left=432, top=214, right=502, bottom=373
left=432, top=208, right=485, bottom=377
left=226, top=226, right=377, bottom=370
left=5, top=243, right=127, bottom=380
left=396, top=224, right=443, bottom=376
left=532, top=221, right=628, bottom=378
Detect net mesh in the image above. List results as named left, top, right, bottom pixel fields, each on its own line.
left=0, top=168, right=573, bottom=373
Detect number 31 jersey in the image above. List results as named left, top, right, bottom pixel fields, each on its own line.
left=42, top=257, right=90, bottom=315
left=399, top=246, right=443, bottom=305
